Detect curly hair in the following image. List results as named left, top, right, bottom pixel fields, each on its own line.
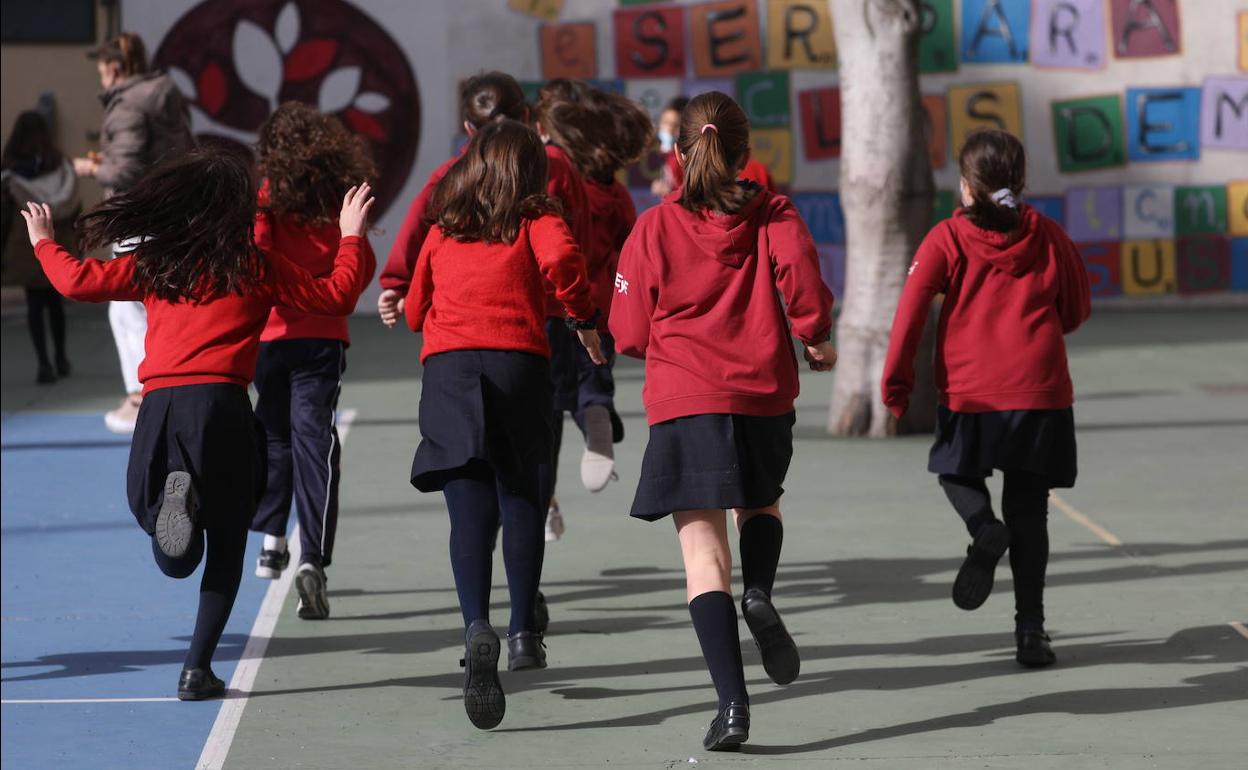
left=77, top=147, right=263, bottom=303
left=257, top=101, right=375, bottom=225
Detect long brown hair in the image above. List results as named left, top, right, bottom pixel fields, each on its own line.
left=428, top=119, right=560, bottom=244
left=958, top=128, right=1026, bottom=233
left=460, top=71, right=528, bottom=130
left=540, top=86, right=654, bottom=184
left=257, top=101, right=375, bottom=225
left=97, top=32, right=149, bottom=78
left=676, top=91, right=755, bottom=214
left=77, top=148, right=263, bottom=302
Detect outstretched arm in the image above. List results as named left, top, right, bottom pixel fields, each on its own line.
left=881, top=226, right=950, bottom=418
left=270, top=184, right=375, bottom=314
left=24, top=202, right=142, bottom=302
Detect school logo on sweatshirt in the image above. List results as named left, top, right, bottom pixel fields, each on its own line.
left=153, top=0, right=418, bottom=216
left=615, top=272, right=630, bottom=295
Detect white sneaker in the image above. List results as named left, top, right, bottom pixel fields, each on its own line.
left=545, top=501, right=565, bottom=542
left=580, top=405, right=616, bottom=492
left=104, top=394, right=141, bottom=434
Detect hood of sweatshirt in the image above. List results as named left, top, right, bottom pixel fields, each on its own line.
left=949, top=204, right=1044, bottom=278
left=661, top=184, right=768, bottom=268
left=2, top=159, right=80, bottom=219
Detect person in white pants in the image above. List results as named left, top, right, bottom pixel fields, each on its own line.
left=106, top=294, right=146, bottom=432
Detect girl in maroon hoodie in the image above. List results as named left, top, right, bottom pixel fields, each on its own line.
left=21, top=149, right=373, bottom=700
left=247, top=102, right=377, bottom=620
left=403, top=119, right=602, bottom=730
left=610, top=92, right=835, bottom=751
left=882, top=129, right=1091, bottom=668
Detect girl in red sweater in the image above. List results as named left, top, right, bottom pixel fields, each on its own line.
left=247, top=102, right=377, bottom=620
left=535, top=83, right=652, bottom=497
left=881, top=129, right=1091, bottom=668
left=403, top=119, right=602, bottom=730
left=21, top=149, right=373, bottom=700
left=610, top=92, right=835, bottom=751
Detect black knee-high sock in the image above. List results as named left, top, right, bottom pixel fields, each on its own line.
left=185, top=523, right=248, bottom=670
left=24, top=288, right=51, bottom=367
left=497, top=477, right=546, bottom=635
left=443, top=464, right=501, bottom=631
left=44, top=290, right=67, bottom=362
left=939, top=474, right=997, bottom=538
left=739, top=514, right=783, bottom=597
left=688, top=591, right=748, bottom=709
left=1002, top=471, right=1050, bottom=630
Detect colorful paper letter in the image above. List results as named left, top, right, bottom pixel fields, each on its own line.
left=751, top=128, right=793, bottom=185
left=1051, top=94, right=1125, bottom=172
left=1123, top=184, right=1175, bottom=239
left=1200, top=76, right=1248, bottom=151
left=791, top=192, right=845, bottom=243
left=1120, top=239, right=1176, bottom=295
left=765, top=0, right=836, bottom=69
left=919, top=0, right=958, bottom=73
left=1031, top=0, right=1106, bottom=69
left=1066, top=186, right=1122, bottom=243
left=961, top=0, right=1030, bottom=64
left=798, top=87, right=840, bottom=160
left=1110, top=0, right=1180, bottom=58
left=1126, top=87, right=1200, bottom=162
left=737, top=71, right=790, bottom=127
left=614, top=6, right=686, bottom=78
left=1228, top=181, right=1248, bottom=236
left=508, top=0, right=563, bottom=21
left=540, top=23, right=596, bottom=79
left=1174, top=186, right=1228, bottom=235
left=690, top=0, right=763, bottom=77
left=1078, top=242, right=1122, bottom=296
left=921, top=94, right=948, bottom=169
left=948, top=82, right=1023, bottom=155
left=1177, top=236, right=1231, bottom=295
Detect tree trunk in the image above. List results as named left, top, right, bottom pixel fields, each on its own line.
left=827, top=0, right=936, bottom=437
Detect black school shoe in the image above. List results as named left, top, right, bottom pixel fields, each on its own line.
left=155, top=471, right=197, bottom=559
left=741, top=588, right=800, bottom=685
left=952, top=520, right=1011, bottom=611
left=507, top=631, right=547, bottom=671
left=1016, top=629, right=1057, bottom=668
left=177, top=667, right=225, bottom=701
left=703, top=701, right=750, bottom=751
left=461, top=620, right=505, bottom=729
left=534, top=590, right=550, bottom=633
left=295, top=563, right=330, bottom=620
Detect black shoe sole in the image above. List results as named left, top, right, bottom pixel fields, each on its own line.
left=742, top=594, right=800, bottom=685
left=1016, top=650, right=1057, bottom=668
left=296, top=569, right=330, bottom=620
left=464, top=628, right=505, bottom=729
left=177, top=682, right=225, bottom=701
left=704, top=725, right=749, bottom=751
left=508, top=649, right=547, bottom=671
left=155, top=471, right=196, bottom=559
left=952, top=522, right=1011, bottom=611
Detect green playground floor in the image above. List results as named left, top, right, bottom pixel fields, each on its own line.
left=4, top=304, right=1247, bottom=768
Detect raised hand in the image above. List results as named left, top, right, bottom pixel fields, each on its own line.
left=339, top=182, right=375, bottom=238
left=19, top=202, right=55, bottom=247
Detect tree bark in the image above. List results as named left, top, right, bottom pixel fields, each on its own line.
left=827, top=0, right=936, bottom=437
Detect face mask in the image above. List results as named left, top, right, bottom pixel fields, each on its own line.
left=658, top=129, right=675, bottom=153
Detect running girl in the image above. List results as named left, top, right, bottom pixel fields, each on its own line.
left=882, top=128, right=1091, bottom=668
left=610, top=92, right=835, bottom=751
left=403, top=119, right=602, bottom=730
left=248, top=102, right=377, bottom=623
left=21, top=151, right=373, bottom=700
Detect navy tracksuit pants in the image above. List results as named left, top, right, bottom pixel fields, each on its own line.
left=250, top=339, right=345, bottom=567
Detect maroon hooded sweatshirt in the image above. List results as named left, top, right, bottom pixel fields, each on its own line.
left=610, top=189, right=833, bottom=425
left=882, top=205, right=1092, bottom=417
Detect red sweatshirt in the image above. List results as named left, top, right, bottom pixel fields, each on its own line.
left=665, top=151, right=774, bottom=191
left=35, top=236, right=372, bottom=394
left=582, top=177, right=637, bottom=330
left=257, top=186, right=377, bottom=344
left=543, top=143, right=593, bottom=317
left=404, top=213, right=596, bottom=363
left=881, top=205, right=1092, bottom=416
left=379, top=152, right=460, bottom=293
left=609, top=190, right=833, bottom=425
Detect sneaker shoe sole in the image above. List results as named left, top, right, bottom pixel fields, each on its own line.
left=579, top=449, right=616, bottom=492
left=952, top=522, right=1012, bottom=611
left=155, top=471, right=195, bottom=559
left=255, top=564, right=282, bottom=579
left=296, top=569, right=330, bottom=620
left=464, top=628, right=505, bottom=729
left=742, top=592, right=800, bottom=685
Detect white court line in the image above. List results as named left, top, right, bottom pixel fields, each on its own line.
left=2, top=697, right=178, bottom=704
left=1230, top=622, right=1248, bottom=642
left=195, top=408, right=355, bottom=770
left=1050, top=491, right=1123, bottom=547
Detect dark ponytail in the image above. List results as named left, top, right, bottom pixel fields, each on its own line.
left=459, top=71, right=528, bottom=130
left=958, top=128, right=1026, bottom=233
left=676, top=91, right=754, bottom=215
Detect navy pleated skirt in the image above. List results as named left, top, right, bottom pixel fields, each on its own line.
left=126, top=383, right=265, bottom=534
left=411, top=350, right=554, bottom=493
left=630, top=412, right=795, bottom=521
left=928, top=405, right=1077, bottom=488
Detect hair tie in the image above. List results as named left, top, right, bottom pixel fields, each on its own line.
left=701, top=123, right=718, bottom=135
left=990, top=188, right=1018, bottom=209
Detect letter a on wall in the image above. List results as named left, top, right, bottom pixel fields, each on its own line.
left=1110, top=0, right=1181, bottom=58
left=691, top=0, right=763, bottom=77
left=614, top=6, right=686, bottom=78
left=541, top=22, right=597, bottom=79
left=1031, top=0, right=1107, bottom=70
left=765, top=0, right=836, bottom=70
left=961, top=0, right=1030, bottom=64
left=1051, top=94, right=1125, bottom=172
left=948, top=82, right=1023, bottom=155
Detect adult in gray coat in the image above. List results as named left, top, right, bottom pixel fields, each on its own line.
left=74, top=33, right=194, bottom=433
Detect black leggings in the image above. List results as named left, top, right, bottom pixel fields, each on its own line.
left=151, top=520, right=249, bottom=670
left=939, top=471, right=1050, bottom=627
left=442, top=460, right=546, bottom=635
left=25, top=287, right=66, bottom=367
